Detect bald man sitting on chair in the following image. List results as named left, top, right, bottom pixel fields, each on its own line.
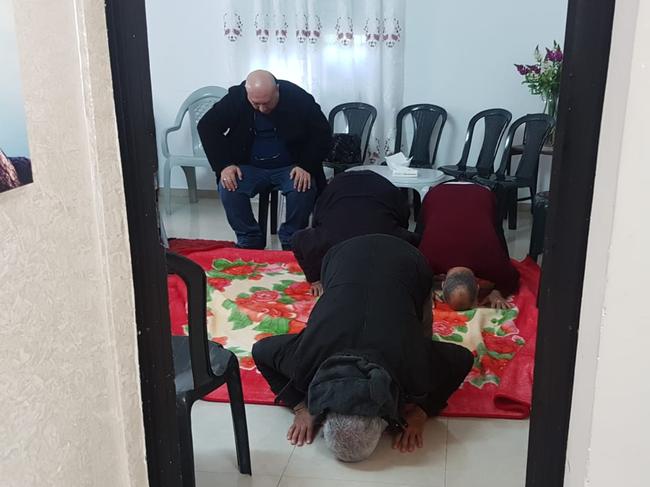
left=198, top=70, right=332, bottom=250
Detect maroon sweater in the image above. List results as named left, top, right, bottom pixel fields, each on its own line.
left=418, top=183, right=519, bottom=296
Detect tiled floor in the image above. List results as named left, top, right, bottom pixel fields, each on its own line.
left=161, top=191, right=533, bottom=487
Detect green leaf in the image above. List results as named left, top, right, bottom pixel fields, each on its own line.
left=237, top=293, right=251, bottom=299
left=249, top=286, right=268, bottom=293
left=486, top=349, right=514, bottom=360
left=229, top=309, right=253, bottom=330
left=277, top=296, right=295, bottom=304
left=455, top=325, right=468, bottom=334
left=222, top=299, right=235, bottom=310
left=463, top=309, right=477, bottom=321
left=253, top=316, right=290, bottom=335
left=206, top=285, right=212, bottom=303
left=444, top=333, right=464, bottom=343
left=272, top=279, right=298, bottom=292
left=494, top=309, right=519, bottom=325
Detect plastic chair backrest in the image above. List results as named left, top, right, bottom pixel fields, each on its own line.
left=394, top=104, right=447, bottom=168
left=457, top=109, right=512, bottom=170
left=328, top=102, right=377, bottom=162
left=497, top=113, right=555, bottom=179
left=166, top=251, right=216, bottom=390
left=174, top=86, right=227, bottom=157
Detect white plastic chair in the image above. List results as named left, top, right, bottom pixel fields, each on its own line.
left=161, top=86, right=228, bottom=214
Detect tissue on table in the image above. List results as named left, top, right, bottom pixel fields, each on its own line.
left=385, top=152, right=418, bottom=177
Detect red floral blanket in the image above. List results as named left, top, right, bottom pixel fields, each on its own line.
left=168, top=244, right=540, bottom=419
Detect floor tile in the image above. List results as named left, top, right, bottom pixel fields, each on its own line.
left=283, top=418, right=447, bottom=486
left=192, top=402, right=295, bottom=475
left=445, top=418, right=529, bottom=487
left=279, top=477, right=424, bottom=487
left=195, top=471, right=280, bottom=487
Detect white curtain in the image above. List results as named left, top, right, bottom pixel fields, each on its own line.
left=220, top=0, right=405, bottom=162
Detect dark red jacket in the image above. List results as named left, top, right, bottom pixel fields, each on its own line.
left=418, top=182, right=520, bottom=296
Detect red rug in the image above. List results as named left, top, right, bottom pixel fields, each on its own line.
left=167, top=240, right=540, bottom=419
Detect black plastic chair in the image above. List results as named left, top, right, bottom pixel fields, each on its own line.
left=325, top=102, right=377, bottom=173
left=473, top=113, right=555, bottom=229
left=394, top=104, right=447, bottom=168
left=438, top=108, right=511, bottom=179
left=529, top=191, right=550, bottom=261
left=166, top=251, right=252, bottom=485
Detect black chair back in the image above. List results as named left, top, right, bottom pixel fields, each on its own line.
left=457, top=108, right=512, bottom=171
left=166, top=251, right=215, bottom=390
left=328, top=103, right=377, bottom=162
left=497, top=113, right=555, bottom=181
left=394, top=104, right=447, bottom=168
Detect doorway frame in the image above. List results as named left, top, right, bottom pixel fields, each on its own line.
left=104, top=0, right=617, bottom=485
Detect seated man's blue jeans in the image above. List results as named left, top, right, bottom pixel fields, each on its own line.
left=218, top=165, right=316, bottom=249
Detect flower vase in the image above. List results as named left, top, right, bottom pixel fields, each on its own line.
left=543, top=95, right=558, bottom=146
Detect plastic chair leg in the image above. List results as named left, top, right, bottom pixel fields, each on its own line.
left=258, top=191, right=269, bottom=242
left=164, top=159, right=173, bottom=215
left=270, top=191, right=279, bottom=235
left=181, top=166, right=199, bottom=204
left=226, top=358, right=252, bottom=475
left=176, top=397, right=197, bottom=487
left=507, top=188, right=518, bottom=230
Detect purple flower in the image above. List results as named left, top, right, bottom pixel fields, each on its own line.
left=545, top=47, right=564, bottom=63
left=515, top=64, right=530, bottom=75
left=527, top=64, right=541, bottom=74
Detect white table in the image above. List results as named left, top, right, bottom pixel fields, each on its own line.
left=346, top=164, right=449, bottom=200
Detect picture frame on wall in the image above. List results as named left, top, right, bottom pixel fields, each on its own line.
left=1, top=0, right=32, bottom=194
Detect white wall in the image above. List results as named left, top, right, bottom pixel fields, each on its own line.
left=1, top=0, right=147, bottom=485
left=146, top=0, right=227, bottom=191
left=404, top=0, right=568, bottom=191
left=0, top=0, right=29, bottom=157
left=147, top=0, right=567, bottom=191
left=565, top=0, right=650, bottom=485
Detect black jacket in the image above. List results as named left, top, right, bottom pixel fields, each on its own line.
left=197, top=80, right=332, bottom=189
left=278, top=234, right=459, bottom=416
left=292, top=171, right=420, bottom=283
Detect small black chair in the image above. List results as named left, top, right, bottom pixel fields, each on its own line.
left=394, top=104, right=447, bottom=168
left=473, top=113, right=554, bottom=229
left=325, top=102, right=377, bottom=173
left=438, top=108, right=512, bottom=179
left=392, top=104, right=447, bottom=218
left=166, top=251, right=252, bottom=486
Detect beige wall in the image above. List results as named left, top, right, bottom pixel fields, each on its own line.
left=0, top=1, right=147, bottom=486
left=566, top=0, right=650, bottom=486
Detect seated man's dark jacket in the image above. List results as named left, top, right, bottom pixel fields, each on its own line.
left=276, top=234, right=465, bottom=416
left=197, top=80, right=332, bottom=190
left=292, top=170, right=420, bottom=283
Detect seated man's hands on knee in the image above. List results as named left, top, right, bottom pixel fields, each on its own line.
left=290, top=166, right=311, bottom=192
left=220, top=165, right=243, bottom=191
left=392, top=403, right=428, bottom=453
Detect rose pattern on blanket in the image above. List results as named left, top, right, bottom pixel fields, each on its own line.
left=193, top=257, right=525, bottom=387
left=433, top=302, right=525, bottom=389
left=202, top=258, right=315, bottom=370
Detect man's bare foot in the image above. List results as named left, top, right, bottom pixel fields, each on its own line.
left=392, top=404, right=427, bottom=453
left=287, top=402, right=317, bottom=446
left=310, top=281, right=324, bottom=297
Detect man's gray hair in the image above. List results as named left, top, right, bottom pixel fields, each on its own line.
left=323, top=413, right=387, bottom=462
left=442, top=269, right=478, bottom=308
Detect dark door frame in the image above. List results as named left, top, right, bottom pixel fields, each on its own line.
left=104, top=0, right=616, bottom=485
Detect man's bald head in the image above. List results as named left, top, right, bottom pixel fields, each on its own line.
left=442, top=267, right=479, bottom=311
left=245, top=70, right=280, bottom=114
